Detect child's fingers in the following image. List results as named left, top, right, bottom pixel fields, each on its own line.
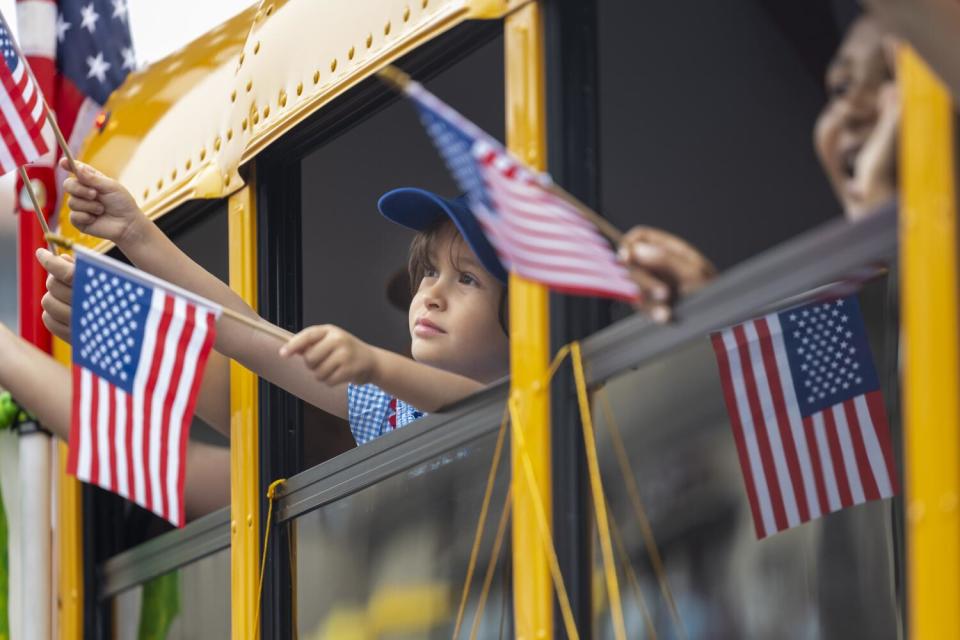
left=71, top=161, right=117, bottom=193
left=45, top=274, right=73, bottom=305
left=69, top=211, right=97, bottom=229
left=649, top=304, right=672, bottom=324
left=67, top=196, right=105, bottom=215
left=312, top=355, right=344, bottom=384
left=626, top=267, right=671, bottom=303
left=301, top=339, right=338, bottom=370
left=35, top=248, right=75, bottom=285
left=279, top=325, right=328, bottom=357
left=41, top=311, right=71, bottom=342
left=62, top=176, right=98, bottom=201
left=41, top=291, right=72, bottom=325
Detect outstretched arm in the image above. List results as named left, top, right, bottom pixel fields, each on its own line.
left=60, top=160, right=349, bottom=418
left=281, top=325, right=485, bottom=412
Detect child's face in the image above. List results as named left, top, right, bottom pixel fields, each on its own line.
left=408, top=225, right=509, bottom=383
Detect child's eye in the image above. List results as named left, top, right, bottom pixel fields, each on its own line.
left=459, top=272, right=480, bottom=287
left=423, top=266, right=439, bottom=279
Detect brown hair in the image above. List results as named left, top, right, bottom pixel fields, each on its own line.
left=407, top=218, right=509, bottom=334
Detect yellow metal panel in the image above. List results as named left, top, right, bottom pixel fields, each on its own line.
left=228, top=175, right=261, bottom=639
left=62, top=0, right=529, bottom=252
left=60, top=4, right=259, bottom=250
left=52, top=337, right=83, bottom=640
left=505, top=4, right=552, bottom=639
left=899, top=46, right=960, bottom=639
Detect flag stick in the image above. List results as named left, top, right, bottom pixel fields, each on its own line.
left=19, top=166, right=55, bottom=253
left=377, top=64, right=625, bottom=245
left=43, top=233, right=294, bottom=343
left=0, top=9, right=78, bottom=174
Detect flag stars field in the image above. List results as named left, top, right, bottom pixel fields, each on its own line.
left=56, top=14, right=71, bottom=42
left=86, top=52, right=110, bottom=82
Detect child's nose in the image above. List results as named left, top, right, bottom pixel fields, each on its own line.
left=422, top=280, right=448, bottom=310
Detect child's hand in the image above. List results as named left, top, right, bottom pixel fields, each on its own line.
left=617, top=226, right=716, bottom=323
left=36, top=248, right=75, bottom=342
left=279, top=325, right=381, bottom=387
left=60, top=157, right=145, bottom=246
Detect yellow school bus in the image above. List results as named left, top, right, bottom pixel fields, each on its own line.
left=45, top=0, right=958, bottom=638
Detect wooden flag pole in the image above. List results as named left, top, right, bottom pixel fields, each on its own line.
left=18, top=166, right=55, bottom=253
left=376, top=64, right=625, bottom=246
left=43, top=233, right=294, bottom=343
left=0, top=9, right=78, bottom=174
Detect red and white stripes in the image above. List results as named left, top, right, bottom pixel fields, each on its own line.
left=711, top=313, right=897, bottom=539
left=474, top=144, right=640, bottom=302
left=0, top=33, right=48, bottom=170
left=68, top=291, right=217, bottom=527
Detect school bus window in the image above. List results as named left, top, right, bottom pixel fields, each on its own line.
left=293, top=409, right=510, bottom=637
left=586, top=274, right=900, bottom=638
left=297, top=35, right=504, bottom=471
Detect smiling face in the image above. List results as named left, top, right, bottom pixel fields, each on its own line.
left=814, top=16, right=897, bottom=217
left=407, top=221, right=509, bottom=384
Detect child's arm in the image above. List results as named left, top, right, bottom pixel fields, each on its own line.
left=61, top=160, right=349, bottom=418
left=37, top=247, right=233, bottom=436
left=0, top=322, right=229, bottom=517
left=0, top=322, right=72, bottom=435
left=281, top=325, right=485, bottom=412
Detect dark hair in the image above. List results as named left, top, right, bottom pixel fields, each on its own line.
left=408, top=218, right=509, bottom=335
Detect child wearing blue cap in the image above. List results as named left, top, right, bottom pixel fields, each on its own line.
left=44, top=163, right=510, bottom=445
left=46, top=161, right=715, bottom=444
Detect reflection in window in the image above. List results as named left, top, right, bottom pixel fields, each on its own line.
left=112, top=548, right=230, bottom=639
left=589, top=277, right=900, bottom=638
left=295, top=428, right=511, bottom=638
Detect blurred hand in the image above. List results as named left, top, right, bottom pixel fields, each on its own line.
left=849, top=80, right=899, bottom=220
left=618, top=226, right=716, bottom=323
left=36, top=248, right=75, bottom=342
left=60, top=157, right=145, bottom=246
left=280, top=324, right=380, bottom=387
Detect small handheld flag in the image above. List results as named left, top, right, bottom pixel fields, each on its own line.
left=711, top=295, right=898, bottom=539
left=0, top=15, right=49, bottom=173
left=67, top=247, right=221, bottom=527
left=383, top=68, right=640, bottom=303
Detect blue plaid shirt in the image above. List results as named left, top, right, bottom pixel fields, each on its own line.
left=347, top=383, right=426, bottom=445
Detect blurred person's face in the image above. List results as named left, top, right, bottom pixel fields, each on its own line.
left=814, top=16, right=898, bottom=219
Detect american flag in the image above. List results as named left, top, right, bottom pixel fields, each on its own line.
left=711, top=295, right=898, bottom=539
left=0, top=13, right=48, bottom=172
left=15, top=0, right=134, bottom=223
left=67, top=248, right=220, bottom=527
left=401, top=79, right=639, bottom=302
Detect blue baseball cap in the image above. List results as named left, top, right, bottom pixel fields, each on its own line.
left=378, top=187, right=508, bottom=284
